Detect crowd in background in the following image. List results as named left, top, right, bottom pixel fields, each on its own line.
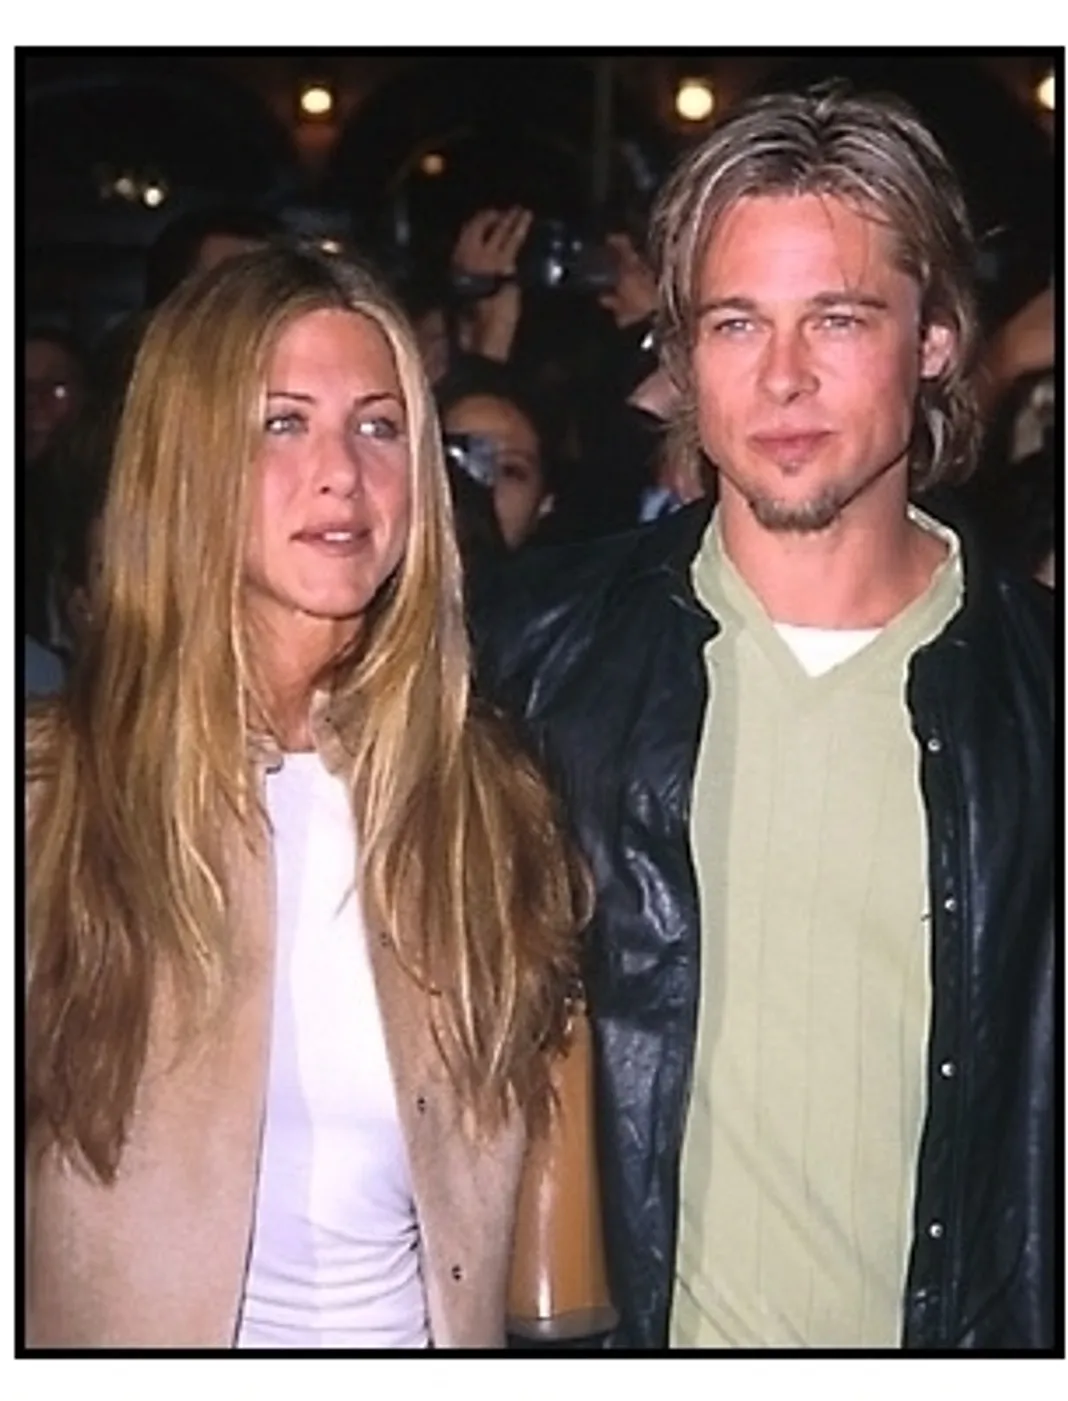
left=23, top=175, right=1056, bottom=697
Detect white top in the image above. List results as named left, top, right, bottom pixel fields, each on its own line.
left=773, top=623, right=881, bottom=677
left=237, top=751, right=428, bottom=1349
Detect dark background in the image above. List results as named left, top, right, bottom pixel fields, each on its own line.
left=22, top=49, right=1060, bottom=343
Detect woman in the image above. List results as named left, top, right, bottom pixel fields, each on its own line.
left=25, top=243, right=588, bottom=1349
left=438, top=363, right=557, bottom=552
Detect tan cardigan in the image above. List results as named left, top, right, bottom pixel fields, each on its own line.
left=25, top=715, right=528, bottom=1350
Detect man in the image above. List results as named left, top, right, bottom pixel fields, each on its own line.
left=475, top=86, right=1054, bottom=1350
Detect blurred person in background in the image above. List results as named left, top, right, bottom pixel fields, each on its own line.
left=24, top=328, right=86, bottom=471
left=438, top=360, right=558, bottom=552
left=24, top=204, right=289, bottom=665
left=143, top=203, right=285, bottom=310
left=408, top=205, right=533, bottom=387
left=23, top=326, right=88, bottom=670
left=24, top=635, right=65, bottom=699
left=25, top=242, right=588, bottom=1350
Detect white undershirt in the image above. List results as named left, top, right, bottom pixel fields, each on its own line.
left=773, top=623, right=882, bottom=677
left=237, top=752, right=428, bottom=1349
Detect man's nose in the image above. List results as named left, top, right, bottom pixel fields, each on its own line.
left=758, top=328, right=818, bottom=404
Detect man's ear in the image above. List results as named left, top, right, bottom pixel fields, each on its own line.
left=920, top=321, right=956, bottom=380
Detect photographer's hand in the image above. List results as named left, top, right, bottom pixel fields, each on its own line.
left=452, top=207, right=533, bottom=362
left=598, top=232, right=657, bottom=330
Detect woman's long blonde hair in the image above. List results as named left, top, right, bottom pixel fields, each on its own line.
left=27, top=243, right=587, bottom=1182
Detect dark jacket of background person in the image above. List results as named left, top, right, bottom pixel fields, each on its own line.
left=472, top=499, right=1055, bottom=1350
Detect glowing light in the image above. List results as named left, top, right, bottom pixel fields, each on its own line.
left=319, top=238, right=342, bottom=254
left=299, top=84, right=334, bottom=119
left=420, top=151, right=446, bottom=177
left=675, top=79, right=715, bottom=123
left=142, top=183, right=166, bottom=208
left=114, top=174, right=137, bottom=200
left=1036, top=71, right=1054, bottom=112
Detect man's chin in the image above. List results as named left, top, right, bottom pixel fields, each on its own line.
left=747, top=489, right=846, bottom=534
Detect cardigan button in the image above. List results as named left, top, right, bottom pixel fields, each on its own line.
left=416, top=1095, right=427, bottom=1113
left=451, top=1264, right=463, bottom=1281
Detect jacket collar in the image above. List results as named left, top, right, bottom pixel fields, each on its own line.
left=245, top=686, right=352, bottom=779
left=647, top=494, right=1022, bottom=655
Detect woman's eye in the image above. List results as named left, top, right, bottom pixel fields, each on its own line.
left=357, top=417, right=403, bottom=441
left=498, top=460, right=533, bottom=484
left=264, top=412, right=304, bottom=435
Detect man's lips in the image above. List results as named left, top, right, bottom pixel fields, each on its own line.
left=749, top=431, right=833, bottom=462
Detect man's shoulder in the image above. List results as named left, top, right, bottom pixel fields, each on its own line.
left=471, top=502, right=712, bottom=663
left=968, top=558, right=1054, bottom=669
left=935, top=548, right=1056, bottom=732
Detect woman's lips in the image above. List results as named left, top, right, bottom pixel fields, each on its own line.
left=293, top=527, right=369, bottom=556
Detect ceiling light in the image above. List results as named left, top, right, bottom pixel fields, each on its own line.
left=1036, top=71, right=1054, bottom=112
left=676, top=79, right=715, bottom=123
left=299, top=84, right=335, bottom=119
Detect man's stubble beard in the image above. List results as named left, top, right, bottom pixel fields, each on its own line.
left=746, top=483, right=849, bottom=533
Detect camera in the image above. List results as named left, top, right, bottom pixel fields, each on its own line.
left=443, top=431, right=498, bottom=488
left=516, top=218, right=618, bottom=294
left=450, top=217, right=619, bottom=299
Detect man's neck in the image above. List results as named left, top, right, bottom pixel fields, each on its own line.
left=717, top=485, right=948, bottom=629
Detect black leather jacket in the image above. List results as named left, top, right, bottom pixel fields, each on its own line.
left=475, top=500, right=1056, bottom=1351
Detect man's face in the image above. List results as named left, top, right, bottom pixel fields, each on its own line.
left=690, top=192, right=953, bottom=532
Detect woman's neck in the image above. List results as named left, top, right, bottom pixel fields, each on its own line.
left=251, top=615, right=359, bottom=751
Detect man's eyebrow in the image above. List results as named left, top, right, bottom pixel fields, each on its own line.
left=808, top=291, right=889, bottom=311
left=695, top=291, right=890, bottom=318
left=695, top=296, right=760, bottom=319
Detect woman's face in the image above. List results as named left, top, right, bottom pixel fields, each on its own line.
left=244, top=307, right=411, bottom=658
left=442, top=393, right=551, bottom=549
